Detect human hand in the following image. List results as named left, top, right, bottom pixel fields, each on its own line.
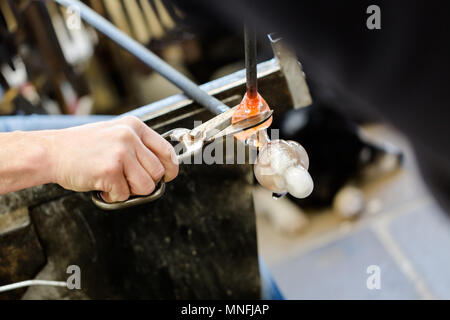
left=46, top=116, right=178, bottom=203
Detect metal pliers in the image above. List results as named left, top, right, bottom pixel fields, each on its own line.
left=91, top=108, right=273, bottom=210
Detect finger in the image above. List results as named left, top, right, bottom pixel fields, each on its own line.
left=101, top=173, right=130, bottom=203
left=123, top=154, right=156, bottom=196
left=135, top=142, right=166, bottom=182
left=139, top=126, right=179, bottom=182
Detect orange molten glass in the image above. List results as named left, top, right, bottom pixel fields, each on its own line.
left=232, top=92, right=272, bottom=141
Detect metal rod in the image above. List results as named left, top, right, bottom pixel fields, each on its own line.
left=244, top=22, right=257, bottom=99
left=54, top=0, right=229, bottom=115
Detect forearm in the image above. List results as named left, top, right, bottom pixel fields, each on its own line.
left=0, top=130, right=55, bottom=194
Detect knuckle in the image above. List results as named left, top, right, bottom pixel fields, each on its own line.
left=103, top=160, right=122, bottom=176
left=113, top=146, right=128, bottom=161
left=116, top=126, right=136, bottom=142
left=123, top=115, right=142, bottom=128
left=122, top=115, right=139, bottom=123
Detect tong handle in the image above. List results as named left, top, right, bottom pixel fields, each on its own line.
left=91, top=180, right=166, bottom=211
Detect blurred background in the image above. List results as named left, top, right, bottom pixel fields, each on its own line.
left=1, top=0, right=449, bottom=299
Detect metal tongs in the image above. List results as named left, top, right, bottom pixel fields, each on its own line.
left=91, top=108, right=273, bottom=210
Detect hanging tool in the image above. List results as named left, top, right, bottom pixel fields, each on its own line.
left=54, top=0, right=229, bottom=116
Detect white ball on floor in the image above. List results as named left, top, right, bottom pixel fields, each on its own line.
left=333, top=186, right=365, bottom=219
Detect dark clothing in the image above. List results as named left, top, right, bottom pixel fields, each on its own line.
left=180, top=0, right=450, bottom=211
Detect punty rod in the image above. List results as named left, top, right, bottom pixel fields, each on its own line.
left=245, top=22, right=258, bottom=99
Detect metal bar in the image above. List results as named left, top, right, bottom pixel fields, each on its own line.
left=244, top=22, right=257, bottom=99
left=53, top=0, right=229, bottom=115
left=124, top=59, right=279, bottom=122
